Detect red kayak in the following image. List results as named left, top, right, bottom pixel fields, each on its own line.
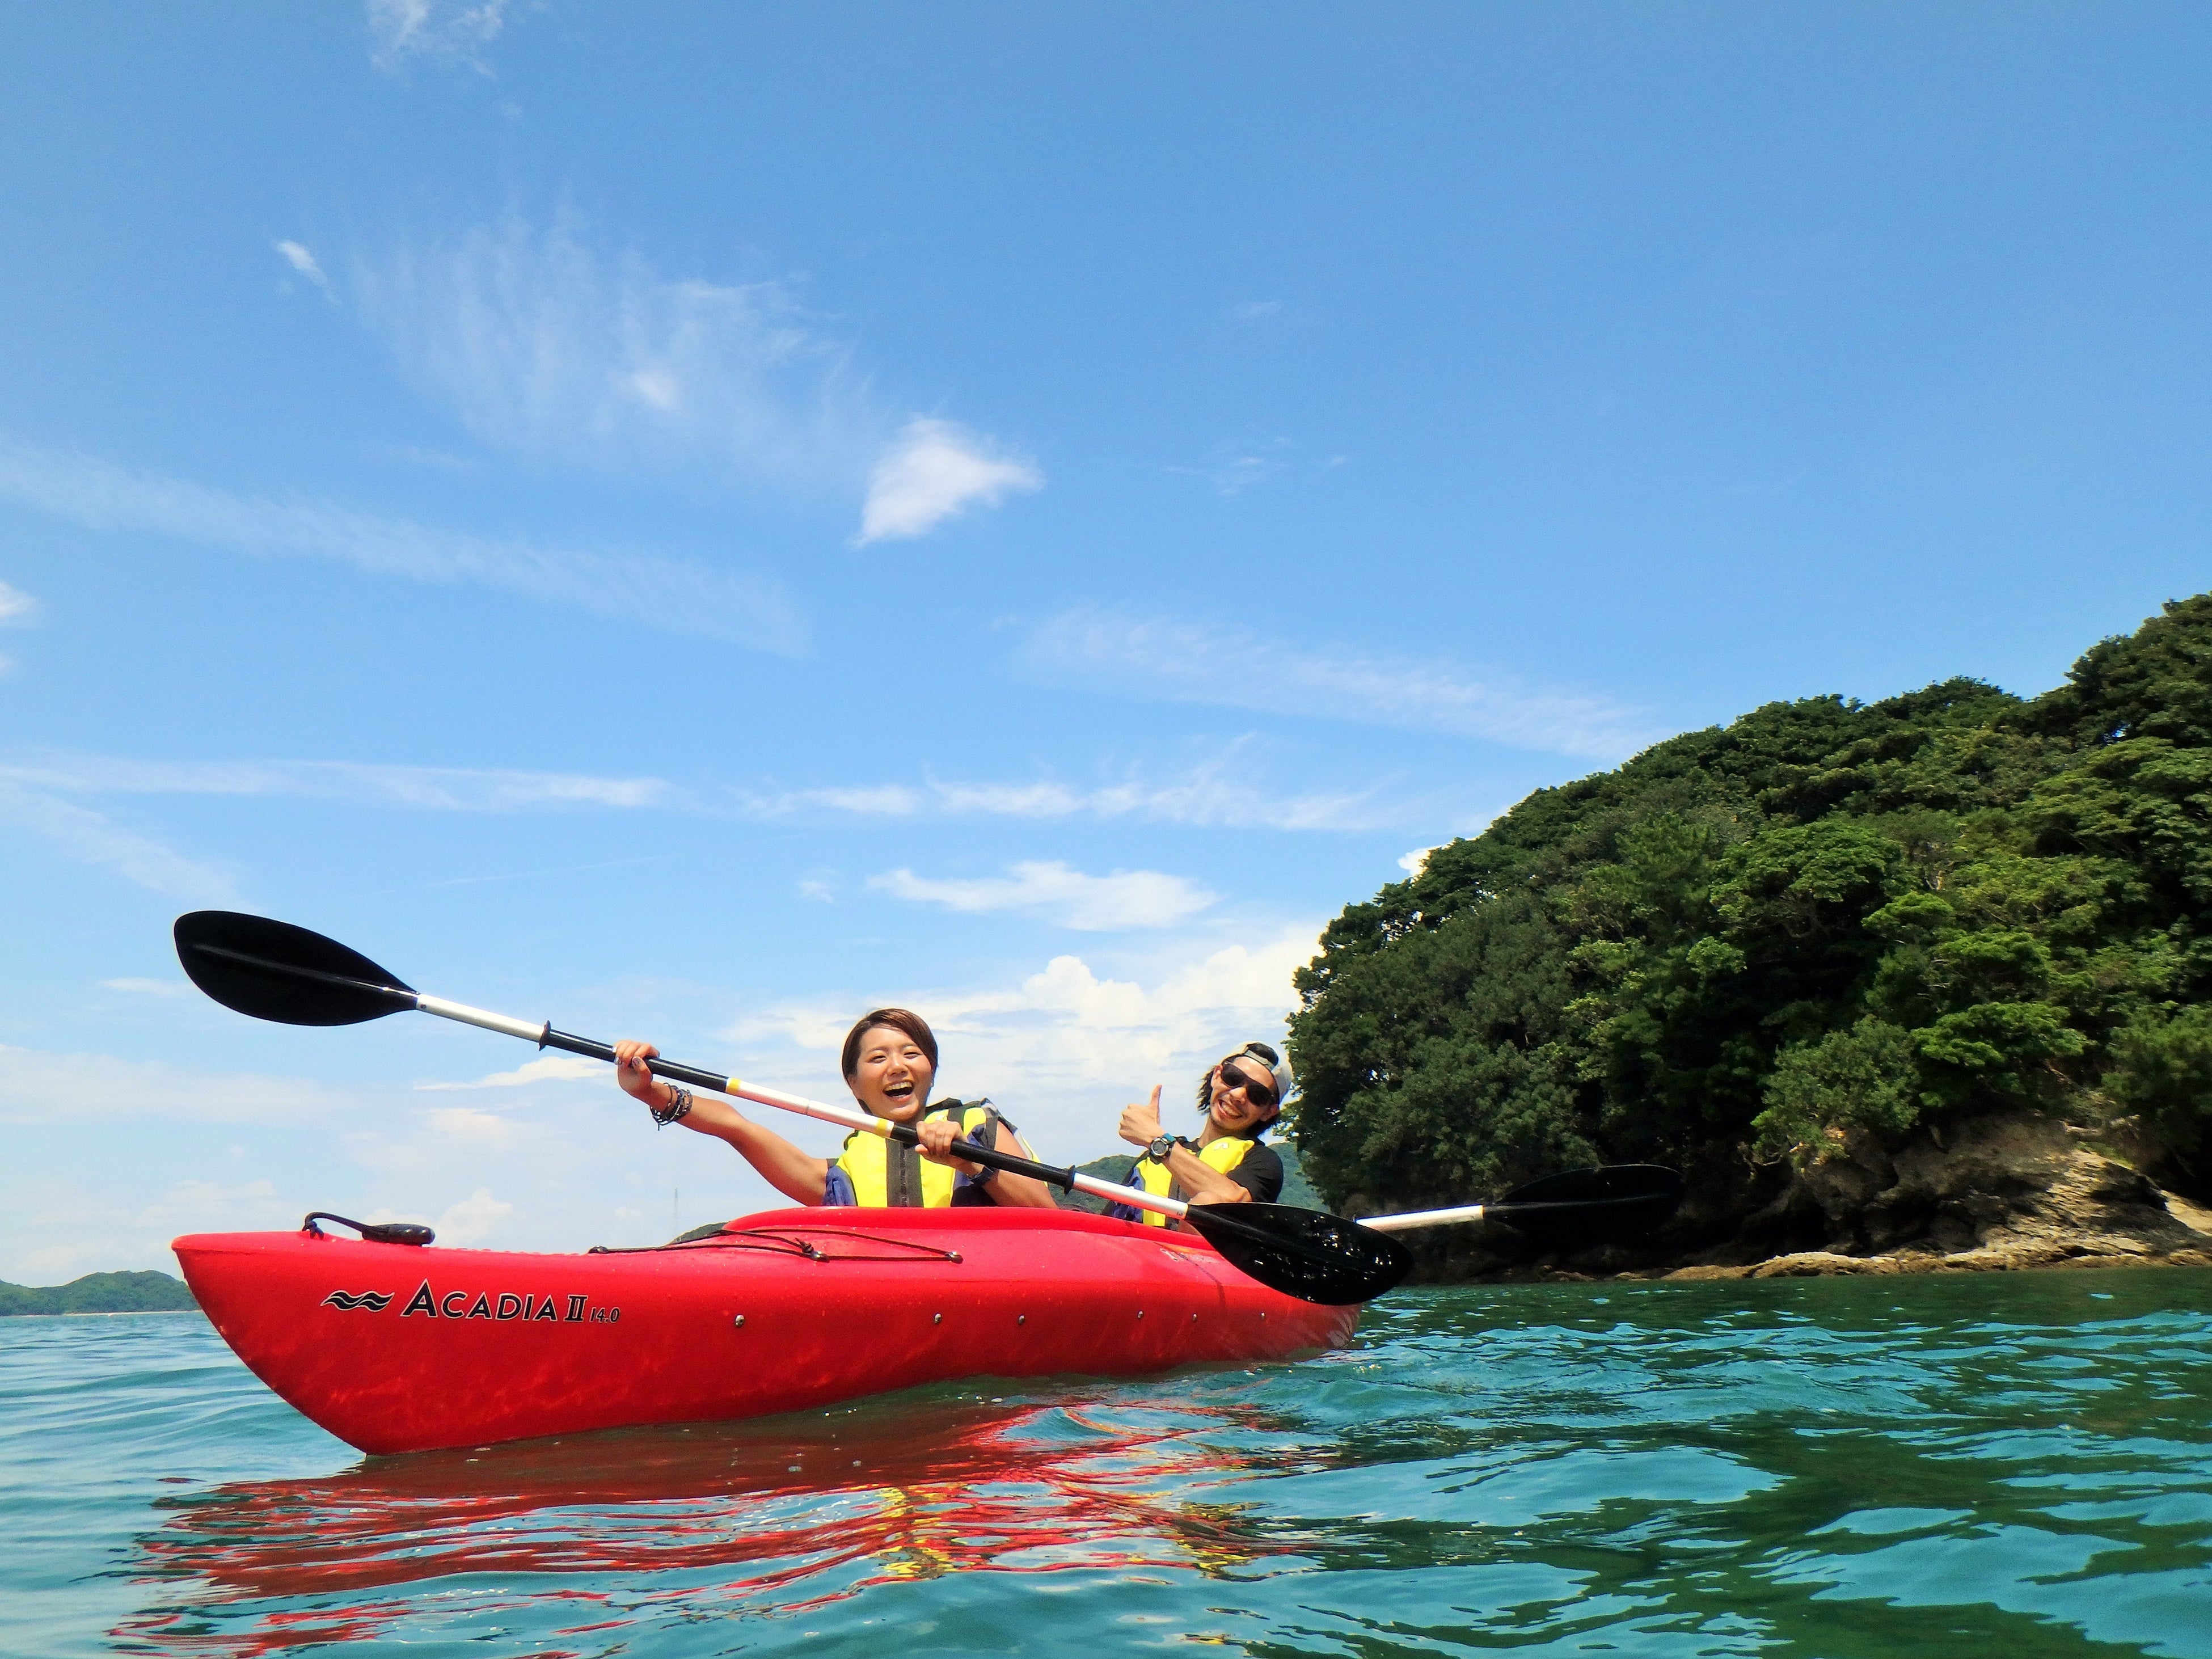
left=174, top=1205, right=1360, bottom=1456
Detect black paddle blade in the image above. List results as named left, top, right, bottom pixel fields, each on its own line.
left=1181, top=1202, right=1413, bottom=1305
left=1489, top=1163, right=1683, bottom=1249
left=175, top=911, right=416, bottom=1027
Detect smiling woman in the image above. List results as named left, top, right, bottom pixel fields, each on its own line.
left=1105, top=1042, right=1291, bottom=1230
left=611, top=1008, right=1057, bottom=1211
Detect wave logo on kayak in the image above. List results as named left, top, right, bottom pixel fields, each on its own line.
left=321, top=1289, right=394, bottom=1311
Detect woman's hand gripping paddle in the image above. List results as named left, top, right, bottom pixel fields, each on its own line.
left=173, top=911, right=1416, bottom=1306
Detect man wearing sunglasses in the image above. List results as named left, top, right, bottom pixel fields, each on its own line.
left=1107, top=1041, right=1291, bottom=1229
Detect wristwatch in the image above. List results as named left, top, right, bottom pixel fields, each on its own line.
left=1146, top=1133, right=1178, bottom=1161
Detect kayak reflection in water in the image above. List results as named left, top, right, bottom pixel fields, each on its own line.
left=611, top=1007, right=1058, bottom=1209
left=1106, top=1041, right=1290, bottom=1230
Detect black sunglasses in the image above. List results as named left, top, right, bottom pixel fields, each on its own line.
left=1217, top=1062, right=1278, bottom=1109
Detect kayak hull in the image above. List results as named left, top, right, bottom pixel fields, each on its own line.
left=173, top=1206, right=1359, bottom=1455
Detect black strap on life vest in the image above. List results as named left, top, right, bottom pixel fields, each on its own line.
left=882, top=1099, right=1002, bottom=1206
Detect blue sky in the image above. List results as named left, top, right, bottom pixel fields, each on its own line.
left=5, top=3, right=2209, bottom=1279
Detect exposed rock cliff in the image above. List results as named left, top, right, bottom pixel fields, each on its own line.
left=1420, top=1113, right=2212, bottom=1282
left=1666, top=1114, right=2212, bottom=1279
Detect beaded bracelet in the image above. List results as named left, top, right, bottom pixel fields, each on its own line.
left=652, top=1085, right=693, bottom=1128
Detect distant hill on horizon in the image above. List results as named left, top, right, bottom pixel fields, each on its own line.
left=0, top=1270, right=198, bottom=1316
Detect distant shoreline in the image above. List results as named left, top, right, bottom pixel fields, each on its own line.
left=0, top=1269, right=197, bottom=1316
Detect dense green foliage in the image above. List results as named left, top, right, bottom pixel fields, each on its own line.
left=1287, top=596, right=2212, bottom=1214
left=0, top=1270, right=198, bottom=1315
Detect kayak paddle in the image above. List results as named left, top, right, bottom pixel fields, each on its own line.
left=1356, top=1164, right=1685, bottom=1246
left=172, top=911, right=1413, bottom=1306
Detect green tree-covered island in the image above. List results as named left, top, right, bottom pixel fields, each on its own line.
left=0, top=1271, right=197, bottom=1316
left=1286, top=594, right=2212, bottom=1279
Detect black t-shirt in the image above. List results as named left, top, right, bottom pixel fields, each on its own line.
left=1105, top=1133, right=1284, bottom=1222
left=1221, top=1138, right=1284, bottom=1202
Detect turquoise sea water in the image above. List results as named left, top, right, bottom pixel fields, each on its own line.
left=5, top=1270, right=2210, bottom=1658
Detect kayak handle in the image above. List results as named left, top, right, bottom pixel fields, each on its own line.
left=304, top=1211, right=435, bottom=1247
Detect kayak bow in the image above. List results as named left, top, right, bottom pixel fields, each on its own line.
left=174, top=1205, right=1357, bottom=1455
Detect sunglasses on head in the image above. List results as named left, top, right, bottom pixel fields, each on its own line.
left=1217, top=1062, right=1278, bottom=1109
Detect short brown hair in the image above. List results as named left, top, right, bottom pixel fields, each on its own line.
left=841, top=1008, right=939, bottom=1079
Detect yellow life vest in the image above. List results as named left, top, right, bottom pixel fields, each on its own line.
left=833, top=1101, right=1008, bottom=1208
left=1127, top=1134, right=1259, bottom=1227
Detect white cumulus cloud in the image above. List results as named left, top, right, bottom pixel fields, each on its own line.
left=856, top=418, right=1041, bottom=544
left=868, top=860, right=1217, bottom=931
left=421, top=1186, right=515, bottom=1245
left=725, top=923, right=1322, bottom=1160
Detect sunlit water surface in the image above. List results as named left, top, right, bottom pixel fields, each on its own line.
left=4, top=1270, right=2209, bottom=1657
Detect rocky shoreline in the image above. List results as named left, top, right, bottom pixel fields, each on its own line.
left=1404, top=1113, right=2212, bottom=1284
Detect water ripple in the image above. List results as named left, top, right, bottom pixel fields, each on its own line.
left=3, top=1267, right=2207, bottom=1657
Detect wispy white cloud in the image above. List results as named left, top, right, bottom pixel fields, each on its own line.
left=130, top=1178, right=285, bottom=1234
left=1229, top=300, right=1284, bottom=323
left=869, top=860, right=1217, bottom=931
left=367, top=0, right=508, bottom=72
left=736, top=758, right=1406, bottom=832
left=0, top=575, right=35, bottom=675
left=8, top=743, right=1403, bottom=831
left=416, top=1056, right=603, bottom=1091
left=2, top=749, right=684, bottom=812
left=0, top=437, right=807, bottom=652
left=0, top=742, right=1428, bottom=909
left=856, top=418, right=1042, bottom=543
left=352, top=214, right=870, bottom=488
left=345, top=214, right=1037, bottom=535
left=1170, top=438, right=1292, bottom=497
left=745, top=783, right=925, bottom=818
left=0, top=749, right=681, bottom=898
left=1024, top=609, right=1656, bottom=762
left=0, top=783, right=235, bottom=900
left=275, top=239, right=332, bottom=295
left=0, top=1045, right=357, bottom=1125
left=99, top=977, right=193, bottom=998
